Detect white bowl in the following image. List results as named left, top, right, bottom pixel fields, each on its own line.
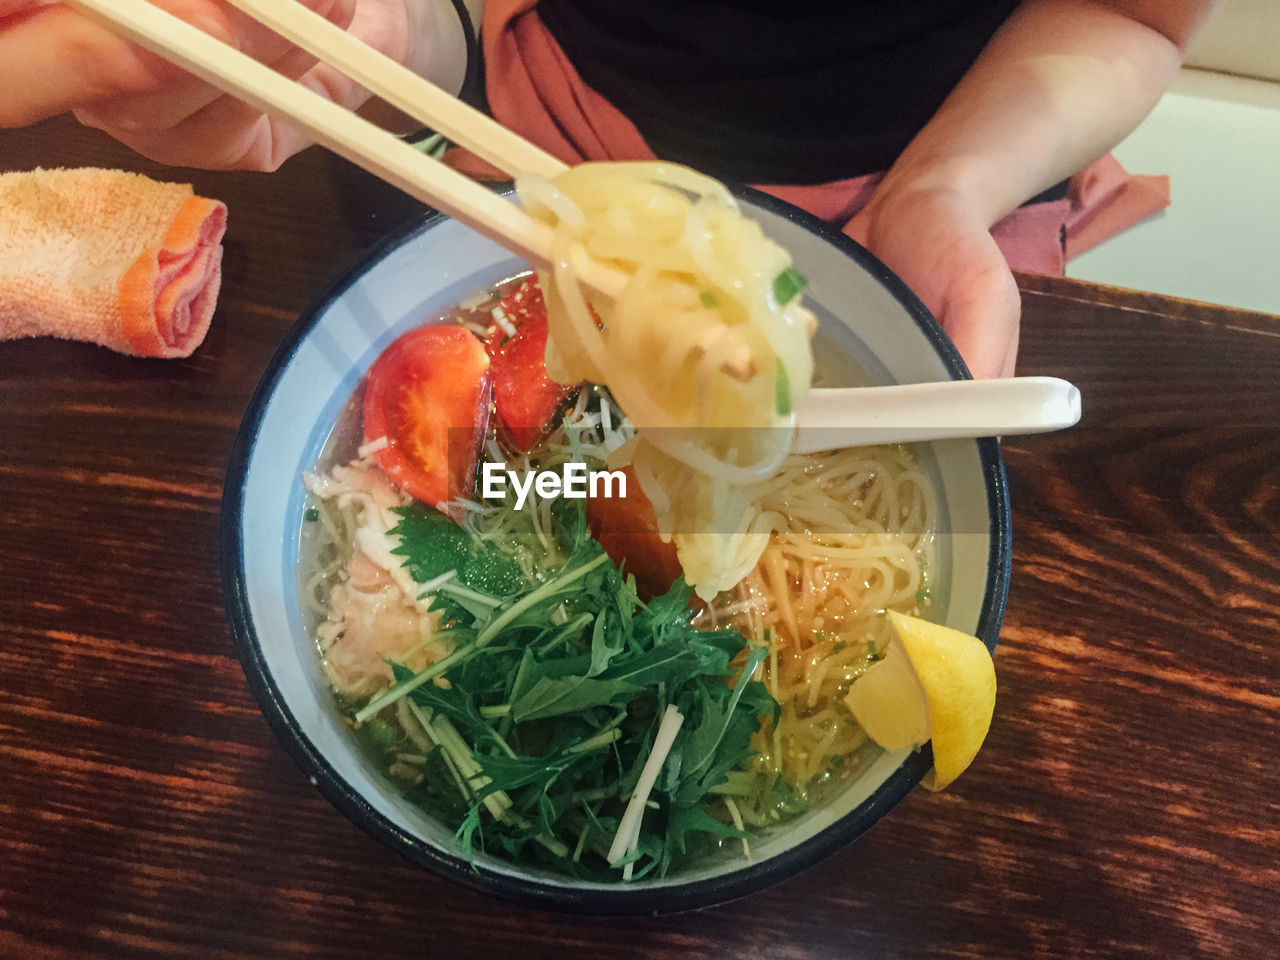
left=221, top=187, right=1011, bottom=914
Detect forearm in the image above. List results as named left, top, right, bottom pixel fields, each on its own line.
left=870, top=0, right=1220, bottom=225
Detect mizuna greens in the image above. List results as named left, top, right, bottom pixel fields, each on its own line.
left=355, top=498, right=778, bottom=880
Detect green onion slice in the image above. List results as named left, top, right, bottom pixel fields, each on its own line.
left=772, top=267, right=808, bottom=305
left=775, top=357, right=791, bottom=416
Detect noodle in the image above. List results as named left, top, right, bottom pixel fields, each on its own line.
left=696, top=442, right=936, bottom=813
left=516, top=161, right=817, bottom=599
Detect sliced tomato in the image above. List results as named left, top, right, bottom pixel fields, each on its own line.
left=586, top=466, right=684, bottom=600
left=485, top=278, right=571, bottom=452
left=362, top=325, right=492, bottom=510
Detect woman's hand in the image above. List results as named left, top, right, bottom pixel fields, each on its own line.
left=0, top=0, right=420, bottom=170
left=845, top=186, right=1021, bottom=380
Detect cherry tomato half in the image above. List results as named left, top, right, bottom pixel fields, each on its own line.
left=485, top=278, right=571, bottom=452
left=362, top=325, right=492, bottom=510
left=586, top=466, right=683, bottom=601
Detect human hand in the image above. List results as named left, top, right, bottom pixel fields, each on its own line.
left=0, top=0, right=417, bottom=170
left=845, top=185, right=1021, bottom=380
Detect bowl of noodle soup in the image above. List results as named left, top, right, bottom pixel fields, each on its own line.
left=223, top=180, right=1010, bottom=914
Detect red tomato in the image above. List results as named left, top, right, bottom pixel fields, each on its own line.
left=485, top=278, right=571, bottom=451
left=586, top=466, right=684, bottom=601
left=362, top=325, right=492, bottom=510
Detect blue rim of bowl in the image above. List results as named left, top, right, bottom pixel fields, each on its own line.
left=221, top=183, right=1012, bottom=916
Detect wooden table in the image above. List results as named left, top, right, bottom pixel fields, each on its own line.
left=2, top=116, right=1277, bottom=960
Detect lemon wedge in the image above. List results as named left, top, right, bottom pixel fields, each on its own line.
left=845, top=610, right=996, bottom=791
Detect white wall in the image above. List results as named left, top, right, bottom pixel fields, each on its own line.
left=1185, top=0, right=1280, bottom=82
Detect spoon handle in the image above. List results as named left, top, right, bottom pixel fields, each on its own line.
left=792, top=377, right=1081, bottom=453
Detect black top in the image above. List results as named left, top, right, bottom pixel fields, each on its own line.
left=538, top=0, right=1020, bottom=184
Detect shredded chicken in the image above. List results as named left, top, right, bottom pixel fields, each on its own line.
left=308, top=459, right=451, bottom=697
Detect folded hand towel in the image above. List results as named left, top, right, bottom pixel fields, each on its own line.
left=0, top=168, right=227, bottom=358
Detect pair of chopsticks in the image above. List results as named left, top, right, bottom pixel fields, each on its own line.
left=68, top=0, right=626, bottom=300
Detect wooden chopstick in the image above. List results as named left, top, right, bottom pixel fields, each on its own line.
left=66, top=0, right=624, bottom=300
left=219, top=0, right=567, bottom=181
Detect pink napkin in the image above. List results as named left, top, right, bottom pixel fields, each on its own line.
left=1064, top=153, right=1171, bottom=260
left=754, top=161, right=1168, bottom=277
left=0, top=168, right=227, bottom=358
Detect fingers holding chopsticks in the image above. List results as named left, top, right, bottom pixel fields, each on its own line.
left=0, top=0, right=371, bottom=169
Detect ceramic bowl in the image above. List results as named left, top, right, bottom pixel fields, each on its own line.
left=221, top=186, right=1011, bottom=915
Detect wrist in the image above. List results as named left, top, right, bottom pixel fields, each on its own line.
left=860, top=172, right=994, bottom=241
left=878, top=142, right=1038, bottom=229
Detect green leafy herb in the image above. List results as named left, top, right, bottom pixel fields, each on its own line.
left=671, top=646, right=773, bottom=808
left=389, top=504, right=525, bottom=596
left=772, top=267, right=808, bottom=305
left=510, top=676, right=641, bottom=723
left=304, top=507, right=319, bottom=522
left=361, top=500, right=777, bottom=880
left=699, top=290, right=718, bottom=308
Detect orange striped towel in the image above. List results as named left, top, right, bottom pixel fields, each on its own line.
left=0, top=168, right=227, bottom=358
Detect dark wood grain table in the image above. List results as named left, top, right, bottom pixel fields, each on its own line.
left=2, top=115, right=1277, bottom=960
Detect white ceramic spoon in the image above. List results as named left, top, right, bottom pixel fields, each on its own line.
left=793, top=377, right=1081, bottom=453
